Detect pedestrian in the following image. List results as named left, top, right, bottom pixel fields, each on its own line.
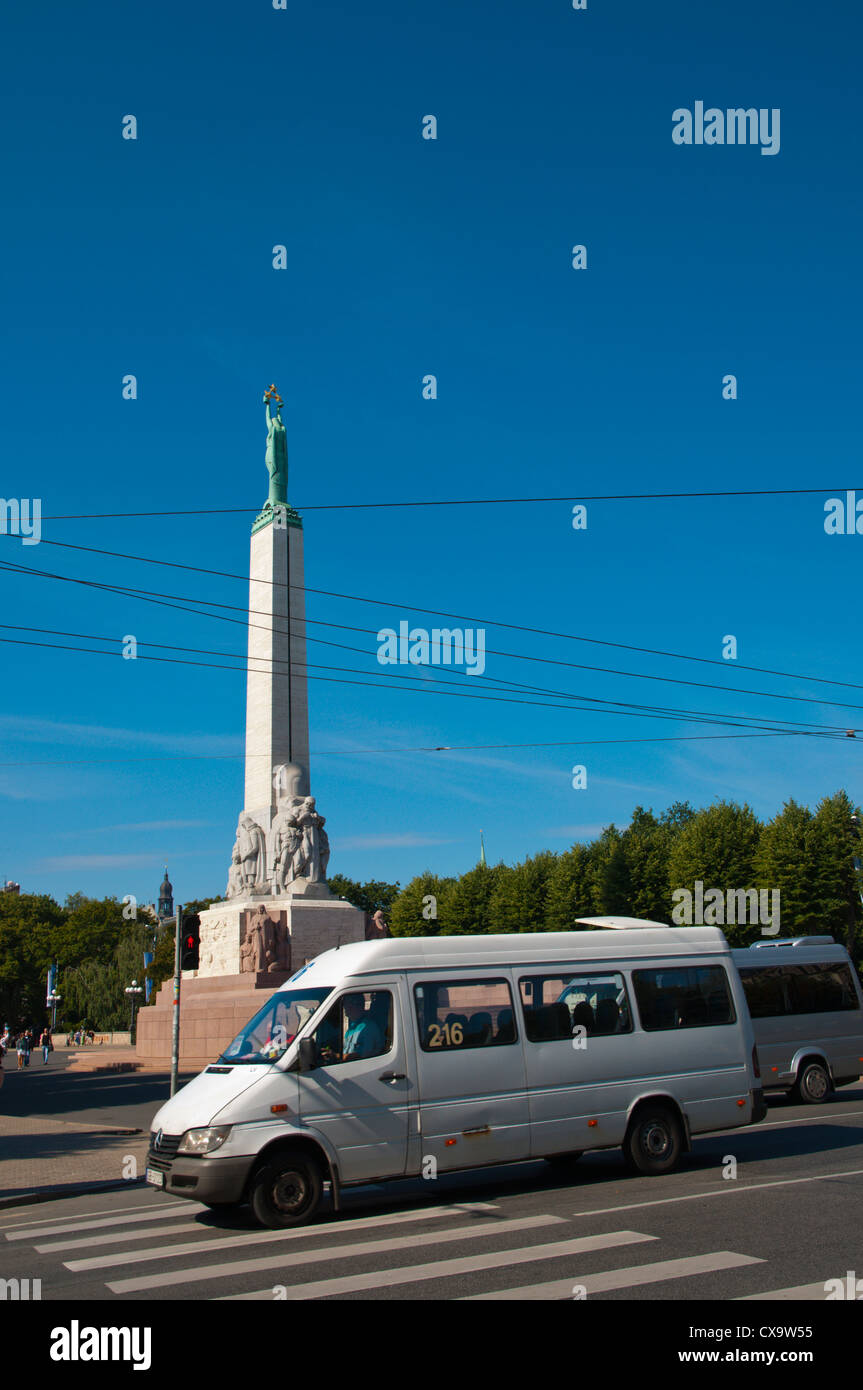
left=40, top=1027, right=52, bottom=1064
left=17, top=1032, right=27, bottom=1070
left=22, top=1029, right=32, bottom=1066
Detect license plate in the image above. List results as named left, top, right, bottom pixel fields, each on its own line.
left=145, top=1167, right=165, bottom=1188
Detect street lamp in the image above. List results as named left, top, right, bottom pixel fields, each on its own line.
left=46, top=991, right=61, bottom=1030
left=125, top=980, right=144, bottom=1040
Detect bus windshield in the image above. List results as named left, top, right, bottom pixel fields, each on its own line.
left=219, top=987, right=333, bottom=1065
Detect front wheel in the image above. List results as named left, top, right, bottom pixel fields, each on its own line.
left=623, top=1105, right=683, bottom=1176
left=249, top=1151, right=323, bottom=1229
left=794, top=1060, right=831, bottom=1105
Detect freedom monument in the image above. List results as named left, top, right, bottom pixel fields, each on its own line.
left=136, top=389, right=365, bottom=1067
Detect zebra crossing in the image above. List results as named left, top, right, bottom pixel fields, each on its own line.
left=0, top=1192, right=836, bottom=1300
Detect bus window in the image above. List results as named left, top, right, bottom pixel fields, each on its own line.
left=633, top=966, right=735, bottom=1031
left=414, top=979, right=517, bottom=1050
left=519, top=972, right=631, bottom=1041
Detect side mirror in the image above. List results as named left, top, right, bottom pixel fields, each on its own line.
left=297, top=1037, right=317, bottom=1073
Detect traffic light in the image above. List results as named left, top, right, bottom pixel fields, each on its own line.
left=181, top=913, right=200, bottom=970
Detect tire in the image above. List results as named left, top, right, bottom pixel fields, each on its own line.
left=793, top=1060, right=831, bottom=1105
left=249, top=1151, right=323, bottom=1229
left=623, top=1105, right=683, bottom=1176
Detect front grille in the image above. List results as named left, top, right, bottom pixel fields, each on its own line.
left=148, top=1131, right=181, bottom=1166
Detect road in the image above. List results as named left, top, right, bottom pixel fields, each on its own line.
left=2, top=1084, right=862, bottom=1302
left=0, top=1057, right=194, bottom=1132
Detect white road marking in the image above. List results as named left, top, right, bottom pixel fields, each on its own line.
left=4, top=1202, right=205, bottom=1242
left=748, top=1108, right=863, bottom=1132
left=218, top=1231, right=658, bottom=1300
left=106, top=1215, right=573, bottom=1293
left=54, top=1200, right=497, bottom=1262
left=571, top=1166, right=863, bottom=1219
left=0, top=1200, right=190, bottom=1234
left=37, top=1220, right=209, bottom=1253
left=464, top=1251, right=764, bottom=1299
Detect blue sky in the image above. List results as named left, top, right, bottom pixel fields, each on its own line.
left=1, top=0, right=861, bottom=908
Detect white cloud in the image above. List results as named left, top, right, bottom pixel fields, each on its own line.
left=338, top=833, right=456, bottom=850
left=0, top=715, right=240, bottom=757
left=544, top=824, right=607, bottom=841
left=35, top=855, right=168, bottom=871
left=55, top=819, right=215, bottom=838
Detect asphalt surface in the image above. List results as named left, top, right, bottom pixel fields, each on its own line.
left=3, top=1084, right=863, bottom=1303
left=0, top=1059, right=194, bottom=1132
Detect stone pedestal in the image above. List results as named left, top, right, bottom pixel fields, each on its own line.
left=135, top=971, right=293, bottom=1072
left=134, top=892, right=366, bottom=1070
left=197, top=891, right=365, bottom=978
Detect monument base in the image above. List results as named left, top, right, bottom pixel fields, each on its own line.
left=196, top=891, right=366, bottom=978
left=134, top=970, right=292, bottom=1072
left=135, top=892, right=366, bottom=1070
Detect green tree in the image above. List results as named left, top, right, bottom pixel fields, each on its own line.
left=328, top=876, right=401, bottom=915
left=0, top=892, right=65, bottom=1024
left=389, top=873, right=455, bottom=936
left=619, top=804, right=693, bottom=922
left=807, top=790, right=863, bottom=955
left=667, top=800, right=762, bottom=945
left=544, top=845, right=595, bottom=930
left=52, top=895, right=127, bottom=968
left=754, top=799, right=820, bottom=936
left=590, top=826, right=631, bottom=915
left=438, top=863, right=503, bottom=935
left=488, top=852, right=556, bottom=934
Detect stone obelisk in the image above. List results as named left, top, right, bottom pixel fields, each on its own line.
left=134, top=389, right=365, bottom=1070
left=244, top=394, right=309, bottom=815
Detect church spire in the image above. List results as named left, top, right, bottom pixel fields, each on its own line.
left=158, top=865, right=174, bottom=920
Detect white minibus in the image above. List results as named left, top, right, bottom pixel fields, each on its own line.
left=146, top=927, right=765, bottom=1228
left=731, top=936, right=863, bottom=1103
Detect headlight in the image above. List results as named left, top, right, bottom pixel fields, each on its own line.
left=178, top=1126, right=232, bottom=1155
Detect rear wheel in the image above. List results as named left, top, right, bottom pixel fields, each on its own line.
left=249, top=1150, right=323, bottom=1229
left=793, top=1060, right=831, bottom=1105
left=624, top=1105, right=683, bottom=1176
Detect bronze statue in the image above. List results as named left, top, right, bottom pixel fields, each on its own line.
left=263, top=386, right=288, bottom=507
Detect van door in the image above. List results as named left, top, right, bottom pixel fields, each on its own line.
left=518, top=967, right=638, bottom=1155
left=296, top=982, right=412, bottom=1184
left=409, top=971, right=530, bottom=1172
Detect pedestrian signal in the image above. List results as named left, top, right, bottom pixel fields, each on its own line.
left=181, top=913, right=200, bottom=970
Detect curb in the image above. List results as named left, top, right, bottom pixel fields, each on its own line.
left=0, top=1177, right=147, bottom=1211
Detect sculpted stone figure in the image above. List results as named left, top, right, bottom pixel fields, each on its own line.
left=270, top=802, right=303, bottom=895
left=229, top=813, right=267, bottom=896
left=365, top=909, right=390, bottom=940
left=268, top=763, right=322, bottom=891
left=273, top=761, right=308, bottom=802
left=298, top=796, right=328, bottom=883
left=226, top=843, right=244, bottom=898
left=241, top=905, right=290, bottom=974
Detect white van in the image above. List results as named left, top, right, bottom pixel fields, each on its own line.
left=731, top=937, right=863, bottom=1103
left=146, top=927, right=766, bottom=1228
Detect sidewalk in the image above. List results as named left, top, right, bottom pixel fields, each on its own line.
left=0, top=1113, right=149, bottom=1206
left=61, top=1045, right=143, bottom=1073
